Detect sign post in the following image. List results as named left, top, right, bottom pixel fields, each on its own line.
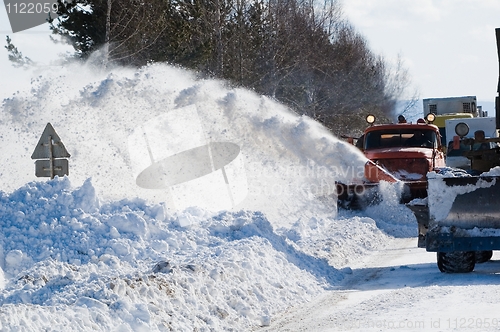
left=31, top=123, right=70, bottom=179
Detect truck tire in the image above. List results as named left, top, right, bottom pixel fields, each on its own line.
left=475, top=250, right=493, bottom=263
left=437, top=251, right=475, bottom=273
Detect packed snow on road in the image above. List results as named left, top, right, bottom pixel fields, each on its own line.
left=1, top=62, right=500, bottom=331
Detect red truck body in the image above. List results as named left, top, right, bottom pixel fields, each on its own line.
left=337, top=121, right=446, bottom=208
left=362, top=122, right=446, bottom=182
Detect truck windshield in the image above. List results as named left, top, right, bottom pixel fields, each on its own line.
left=365, top=129, right=438, bottom=150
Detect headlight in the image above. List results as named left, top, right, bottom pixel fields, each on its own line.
left=425, top=113, right=436, bottom=123
left=455, top=122, right=469, bottom=137
left=366, top=114, right=376, bottom=125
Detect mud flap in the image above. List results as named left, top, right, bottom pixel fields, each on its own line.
left=405, top=204, right=429, bottom=248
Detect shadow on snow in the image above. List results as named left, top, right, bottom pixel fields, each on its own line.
left=210, top=211, right=343, bottom=288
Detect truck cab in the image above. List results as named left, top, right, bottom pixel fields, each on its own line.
left=359, top=120, right=445, bottom=183
left=337, top=115, right=446, bottom=209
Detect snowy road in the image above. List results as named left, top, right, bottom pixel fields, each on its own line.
left=261, top=238, right=500, bottom=331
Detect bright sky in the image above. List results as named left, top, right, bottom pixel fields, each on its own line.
left=342, top=0, right=500, bottom=104
left=1, top=1, right=499, bottom=103
left=0, top=7, right=72, bottom=99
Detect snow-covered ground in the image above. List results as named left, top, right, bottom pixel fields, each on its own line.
left=261, top=237, right=500, bottom=332
left=0, top=60, right=496, bottom=331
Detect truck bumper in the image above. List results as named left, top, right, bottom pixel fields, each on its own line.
left=426, top=228, right=500, bottom=252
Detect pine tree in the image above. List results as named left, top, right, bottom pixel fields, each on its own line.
left=4, top=36, right=34, bottom=68
left=50, top=0, right=107, bottom=59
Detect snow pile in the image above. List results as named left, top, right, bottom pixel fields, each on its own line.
left=0, top=177, right=347, bottom=330
left=429, top=167, right=471, bottom=178
left=481, top=166, right=500, bottom=176
left=0, top=62, right=416, bottom=330
left=438, top=225, right=500, bottom=237
left=0, top=174, right=409, bottom=331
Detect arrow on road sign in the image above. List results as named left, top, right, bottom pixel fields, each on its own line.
left=31, top=123, right=71, bottom=160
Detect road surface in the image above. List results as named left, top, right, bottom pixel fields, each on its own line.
left=260, top=237, right=500, bottom=331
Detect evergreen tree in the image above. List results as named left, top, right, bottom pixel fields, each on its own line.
left=50, top=0, right=107, bottom=59
left=4, top=36, right=35, bottom=68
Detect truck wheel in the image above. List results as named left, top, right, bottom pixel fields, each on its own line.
left=475, top=250, right=493, bottom=263
left=437, top=251, right=475, bottom=273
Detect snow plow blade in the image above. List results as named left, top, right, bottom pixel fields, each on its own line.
left=335, top=182, right=383, bottom=210
left=336, top=160, right=425, bottom=210
left=336, top=180, right=425, bottom=210
left=424, top=175, right=500, bottom=252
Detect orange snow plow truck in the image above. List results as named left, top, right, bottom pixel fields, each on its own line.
left=336, top=28, right=500, bottom=273
left=335, top=113, right=445, bottom=210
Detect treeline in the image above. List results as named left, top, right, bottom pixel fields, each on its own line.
left=50, top=0, right=416, bottom=136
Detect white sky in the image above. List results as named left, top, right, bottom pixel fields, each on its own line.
left=0, top=8, right=72, bottom=99
left=342, top=0, right=500, bottom=103
left=1, top=1, right=499, bottom=103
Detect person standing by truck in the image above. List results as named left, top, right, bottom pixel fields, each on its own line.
left=472, top=130, right=490, bottom=150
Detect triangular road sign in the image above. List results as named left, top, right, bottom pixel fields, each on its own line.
left=31, top=123, right=71, bottom=159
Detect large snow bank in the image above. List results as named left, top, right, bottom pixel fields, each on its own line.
left=0, top=177, right=395, bottom=330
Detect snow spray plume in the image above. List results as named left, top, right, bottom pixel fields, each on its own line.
left=0, top=62, right=368, bottom=228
